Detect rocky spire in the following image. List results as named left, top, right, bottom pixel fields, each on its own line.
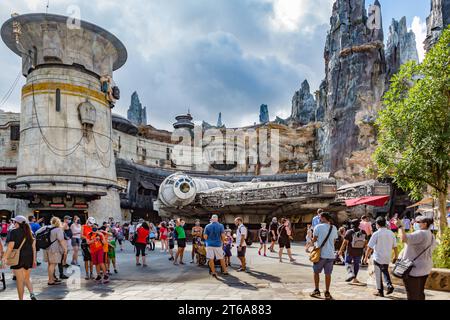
left=216, top=112, right=223, bottom=127
left=127, top=91, right=147, bottom=126
left=290, top=80, right=316, bottom=124
left=386, top=17, right=419, bottom=78
left=424, top=0, right=450, bottom=52
left=318, top=0, right=387, bottom=173
left=259, top=104, right=269, bottom=124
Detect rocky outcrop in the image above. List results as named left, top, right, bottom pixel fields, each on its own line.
left=127, top=91, right=147, bottom=126
left=316, top=0, right=387, bottom=181
left=424, top=0, right=450, bottom=52
left=259, top=104, right=269, bottom=123
left=386, top=17, right=419, bottom=78
left=290, top=80, right=316, bottom=124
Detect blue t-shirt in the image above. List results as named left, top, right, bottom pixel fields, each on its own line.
left=204, top=222, right=224, bottom=247
left=313, top=223, right=338, bottom=259
left=30, top=222, right=41, bottom=235
left=312, top=215, right=321, bottom=228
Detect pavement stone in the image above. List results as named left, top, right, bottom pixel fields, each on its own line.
left=1, top=241, right=449, bottom=300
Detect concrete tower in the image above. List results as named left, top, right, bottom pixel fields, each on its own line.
left=0, top=13, right=127, bottom=222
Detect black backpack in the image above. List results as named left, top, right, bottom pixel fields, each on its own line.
left=35, top=226, right=57, bottom=250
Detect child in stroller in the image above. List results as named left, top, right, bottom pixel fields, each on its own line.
left=193, top=237, right=207, bottom=266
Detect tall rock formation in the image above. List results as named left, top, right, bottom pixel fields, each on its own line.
left=386, top=17, right=419, bottom=78
left=291, top=80, right=316, bottom=124
left=127, top=91, right=147, bottom=126
left=424, top=0, right=450, bottom=52
left=216, top=112, right=224, bottom=127
left=318, top=0, right=387, bottom=180
left=259, top=104, right=269, bottom=123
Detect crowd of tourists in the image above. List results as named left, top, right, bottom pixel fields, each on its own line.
left=305, top=209, right=436, bottom=300
left=0, top=208, right=438, bottom=301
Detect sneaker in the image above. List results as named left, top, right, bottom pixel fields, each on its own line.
left=290, top=258, right=296, bottom=263
left=63, top=264, right=70, bottom=268
left=59, top=274, right=69, bottom=280
left=237, top=267, right=246, bottom=272
left=222, top=271, right=229, bottom=276
left=310, top=289, right=321, bottom=298
left=345, top=274, right=355, bottom=282
left=374, top=290, right=384, bottom=297
left=386, top=286, right=394, bottom=295
left=102, top=275, right=110, bottom=284
left=136, top=263, right=141, bottom=266
left=179, top=261, right=185, bottom=265
left=30, top=293, right=37, bottom=300
left=190, top=260, right=195, bottom=263
left=114, top=269, right=118, bottom=274
left=324, top=291, right=333, bottom=300
left=168, top=257, right=174, bottom=261
left=95, top=275, right=102, bottom=282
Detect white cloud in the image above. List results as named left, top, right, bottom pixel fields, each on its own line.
left=410, top=16, right=427, bottom=62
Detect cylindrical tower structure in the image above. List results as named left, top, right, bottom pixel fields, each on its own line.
left=1, top=13, right=127, bottom=222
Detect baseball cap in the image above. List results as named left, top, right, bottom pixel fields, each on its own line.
left=11, top=215, right=28, bottom=224
left=64, top=215, right=71, bottom=220
left=87, top=217, right=96, bottom=224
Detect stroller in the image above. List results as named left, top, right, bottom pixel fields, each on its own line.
left=193, top=238, right=207, bottom=266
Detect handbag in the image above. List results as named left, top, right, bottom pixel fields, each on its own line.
left=392, top=233, right=434, bottom=279
left=6, top=237, right=27, bottom=267
left=309, top=225, right=333, bottom=263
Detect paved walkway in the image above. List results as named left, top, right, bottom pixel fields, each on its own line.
left=1, top=241, right=448, bottom=300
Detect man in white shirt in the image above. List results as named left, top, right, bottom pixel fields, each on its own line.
left=234, top=217, right=247, bottom=272
left=364, top=217, right=398, bottom=297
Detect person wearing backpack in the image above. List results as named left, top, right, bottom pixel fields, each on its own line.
left=338, top=219, right=367, bottom=284
left=39, top=217, right=67, bottom=286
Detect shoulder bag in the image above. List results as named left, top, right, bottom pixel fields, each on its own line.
left=309, top=225, right=333, bottom=263
left=6, top=237, right=27, bottom=267
left=392, top=233, right=434, bottom=279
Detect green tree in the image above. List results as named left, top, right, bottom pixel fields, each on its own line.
left=374, top=26, right=450, bottom=236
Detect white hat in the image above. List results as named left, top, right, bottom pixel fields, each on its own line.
left=87, top=217, right=96, bottom=224
left=11, top=215, right=28, bottom=224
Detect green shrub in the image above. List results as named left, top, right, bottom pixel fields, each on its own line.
left=433, top=228, right=450, bottom=269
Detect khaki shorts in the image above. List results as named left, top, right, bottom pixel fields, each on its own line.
left=206, top=246, right=224, bottom=260
left=44, top=250, right=62, bottom=264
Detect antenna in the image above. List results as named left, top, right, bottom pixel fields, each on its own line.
left=46, top=0, right=50, bottom=14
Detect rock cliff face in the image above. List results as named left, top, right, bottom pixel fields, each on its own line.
left=291, top=80, right=316, bottom=124
left=259, top=104, right=269, bottom=123
left=424, top=0, right=450, bottom=52
left=386, top=17, right=419, bottom=78
left=317, top=0, right=386, bottom=181
left=127, top=91, right=147, bottom=126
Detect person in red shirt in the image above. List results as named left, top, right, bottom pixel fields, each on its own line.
left=87, top=224, right=109, bottom=283
left=159, top=222, right=168, bottom=252
left=135, top=222, right=150, bottom=267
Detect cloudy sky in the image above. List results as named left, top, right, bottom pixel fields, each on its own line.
left=0, top=0, right=430, bottom=130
